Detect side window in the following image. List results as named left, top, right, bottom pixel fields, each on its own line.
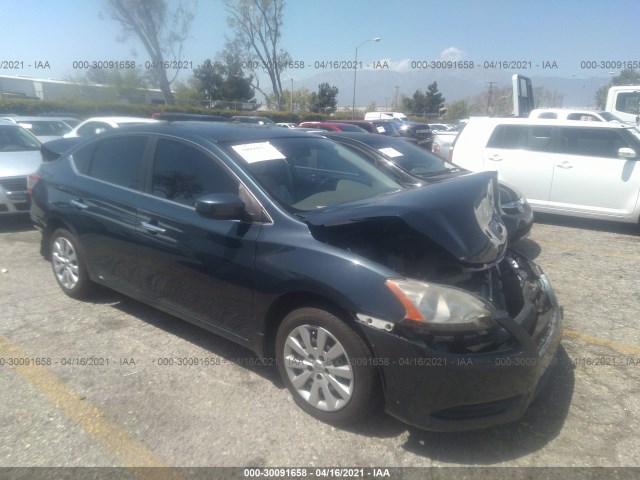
left=486, top=125, right=528, bottom=149
left=84, top=136, right=147, bottom=188
left=615, top=92, right=640, bottom=115
left=151, top=139, right=238, bottom=207
left=560, top=128, right=627, bottom=158
left=487, top=125, right=552, bottom=151
left=538, top=112, right=557, bottom=119
left=527, top=127, right=553, bottom=151
left=567, top=113, right=599, bottom=121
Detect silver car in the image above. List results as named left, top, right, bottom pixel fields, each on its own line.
left=0, top=121, right=42, bottom=215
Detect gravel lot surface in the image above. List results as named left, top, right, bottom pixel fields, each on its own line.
left=1, top=213, right=639, bottom=478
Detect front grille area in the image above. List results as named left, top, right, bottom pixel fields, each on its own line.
left=0, top=177, right=28, bottom=194
left=0, top=176, right=30, bottom=213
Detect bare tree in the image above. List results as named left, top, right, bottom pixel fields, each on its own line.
left=103, top=0, right=196, bottom=104
left=224, top=0, right=289, bottom=108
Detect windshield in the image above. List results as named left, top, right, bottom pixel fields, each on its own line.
left=338, top=124, right=367, bottom=132
left=18, top=120, right=72, bottom=136
left=0, top=125, right=42, bottom=151
left=223, top=137, right=402, bottom=211
left=374, top=121, right=400, bottom=136
left=375, top=139, right=457, bottom=175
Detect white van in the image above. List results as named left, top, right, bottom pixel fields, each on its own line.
left=451, top=117, right=640, bottom=223
left=364, top=111, right=408, bottom=121
left=605, top=86, right=640, bottom=125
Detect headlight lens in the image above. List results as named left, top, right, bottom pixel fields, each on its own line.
left=386, top=278, right=498, bottom=332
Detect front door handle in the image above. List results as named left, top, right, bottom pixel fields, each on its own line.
left=488, top=155, right=503, bottom=161
left=556, top=162, right=574, bottom=169
left=140, top=221, right=166, bottom=234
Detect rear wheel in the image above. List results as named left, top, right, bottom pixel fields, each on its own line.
left=50, top=228, right=95, bottom=299
left=276, top=307, right=380, bottom=425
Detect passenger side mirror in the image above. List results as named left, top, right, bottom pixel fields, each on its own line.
left=195, top=193, right=246, bottom=220
left=618, top=147, right=637, bottom=159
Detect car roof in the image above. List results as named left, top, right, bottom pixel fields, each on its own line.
left=466, top=117, right=632, bottom=129
left=10, top=116, right=73, bottom=122
left=79, top=116, right=158, bottom=123
left=93, top=121, right=322, bottom=143
left=323, top=131, right=406, bottom=147
left=529, top=108, right=609, bottom=116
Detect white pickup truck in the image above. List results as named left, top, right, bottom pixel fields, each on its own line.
left=605, top=86, right=640, bottom=125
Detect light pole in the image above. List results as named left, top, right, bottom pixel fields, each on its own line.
left=352, top=37, right=380, bottom=119
left=281, top=73, right=295, bottom=116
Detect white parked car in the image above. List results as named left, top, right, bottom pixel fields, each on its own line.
left=7, top=116, right=74, bottom=143
left=529, top=108, right=625, bottom=123
left=63, top=116, right=159, bottom=138
left=451, top=117, right=640, bottom=224
left=0, top=120, right=42, bottom=215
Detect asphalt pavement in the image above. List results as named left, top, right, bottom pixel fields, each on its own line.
left=1, top=213, right=639, bottom=478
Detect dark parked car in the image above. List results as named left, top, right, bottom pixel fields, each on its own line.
left=394, top=121, right=434, bottom=148
left=327, top=119, right=402, bottom=137
left=151, top=112, right=226, bottom=122
left=297, top=122, right=367, bottom=132
left=231, top=115, right=275, bottom=125
left=324, top=132, right=534, bottom=243
left=30, top=122, right=561, bottom=431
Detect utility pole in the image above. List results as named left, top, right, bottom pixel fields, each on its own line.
left=394, top=86, right=399, bottom=110
left=485, top=81, right=496, bottom=114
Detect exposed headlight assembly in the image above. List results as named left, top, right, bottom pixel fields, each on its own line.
left=386, top=278, right=499, bottom=332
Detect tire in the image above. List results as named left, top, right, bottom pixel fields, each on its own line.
left=49, top=228, right=95, bottom=299
left=276, top=307, right=380, bottom=425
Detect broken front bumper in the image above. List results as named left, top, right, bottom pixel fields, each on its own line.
left=362, top=251, right=563, bottom=431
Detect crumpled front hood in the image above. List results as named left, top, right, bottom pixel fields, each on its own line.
left=301, top=171, right=508, bottom=265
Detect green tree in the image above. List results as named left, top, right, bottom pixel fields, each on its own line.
left=310, top=82, right=339, bottom=113
left=444, top=99, right=470, bottom=122
left=193, top=59, right=224, bottom=104
left=425, top=81, right=445, bottom=114
left=594, top=69, right=640, bottom=109
left=192, top=57, right=255, bottom=106
left=173, top=78, right=206, bottom=105
left=225, top=0, right=289, bottom=108
left=401, top=90, right=427, bottom=114
left=103, top=0, right=196, bottom=105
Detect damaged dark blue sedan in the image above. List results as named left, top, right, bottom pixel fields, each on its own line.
left=30, top=122, right=562, bottom=431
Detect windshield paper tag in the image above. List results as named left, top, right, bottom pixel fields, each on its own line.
left=232, top=142, right=286, bottom=163
left=378, top=147, right=403, bottom=158
left=376, top=126, right=386, bottom=133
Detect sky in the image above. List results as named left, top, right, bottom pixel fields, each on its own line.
left=0, top=0, right=638, bottom=104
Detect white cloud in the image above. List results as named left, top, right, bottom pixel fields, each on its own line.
left=439, top=47, right=465, bottom=61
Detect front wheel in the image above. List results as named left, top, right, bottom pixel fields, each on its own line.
left=276, top=307, right=380, bottom=425
left=50, top=228, right=95, bottom=299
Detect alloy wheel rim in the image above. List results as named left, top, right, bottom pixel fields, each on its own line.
left=52, top=237, right=79, bottom=290
left=283, top=325, right=354, bottom=412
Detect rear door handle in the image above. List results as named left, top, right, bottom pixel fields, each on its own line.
left=70, top=199, right=88, bottom=210
left=140, top=221, right=166, bottom=234
left=556, top=162, right=574, bottom=169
